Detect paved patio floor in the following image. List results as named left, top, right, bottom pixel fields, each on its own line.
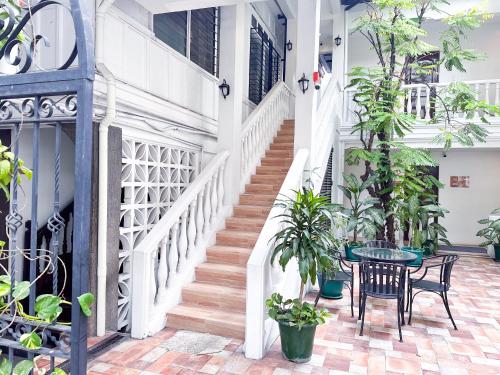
left=89, top=256, right=500, bottom=374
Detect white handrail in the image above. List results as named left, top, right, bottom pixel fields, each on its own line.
left=131, top=151, right=230, bottom=338
left=240, top=81, right=294, bottom=192
left=245, top=149, right=310, bottom=360
left=344, top=78, right=500, bottom=123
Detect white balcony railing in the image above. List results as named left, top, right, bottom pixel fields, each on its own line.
left=241, top=82, right=294, bottom=192
left=344, top=78, right=500, bottom=124
left=131, top=151, right=229, bottom=338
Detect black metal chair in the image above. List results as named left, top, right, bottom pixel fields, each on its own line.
left=408, top=254, right=459, bottom=329
left=365, top=240, right=399, bottom=249
left=315, top=255, right=354, bottom=317
left=359, top=260, right=407, bottom=342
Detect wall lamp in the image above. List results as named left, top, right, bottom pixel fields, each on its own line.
left=335, top=35, right=342, bottom=47
left=219, top=79, right=230, bottom=99
left=286, top=40, right=293, bottom=51
left=298, top=74, right=310, bottom=94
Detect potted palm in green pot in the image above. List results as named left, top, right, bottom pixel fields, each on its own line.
left=477, top=209, right=500, bottom=261
left=338, top=174, right=384, bottom=260
left=266, top=188, right=342, bottom=362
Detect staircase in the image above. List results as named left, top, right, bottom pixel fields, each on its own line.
left=167, top=120, right=294, bottom=339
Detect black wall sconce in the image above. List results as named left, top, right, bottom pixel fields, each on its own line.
left=335, top=35, right=342, bottom=47
left=298, top=74, right=310, bottom=94
left=219, top=79, right=230, bottom=99
left=286, top=40, right=293, bottom=51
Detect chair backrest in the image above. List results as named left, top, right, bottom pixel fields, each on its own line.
left=365, top=240, right=399, bottom=250
left=438, top=255, right=459, bottom=287
left=360, top=261, right=406, bottom=297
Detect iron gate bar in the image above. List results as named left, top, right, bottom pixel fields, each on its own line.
left=0, top=0, right=95, bottom=373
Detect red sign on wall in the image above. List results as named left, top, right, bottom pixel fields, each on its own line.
left=450, top=176, right=470, bottom=188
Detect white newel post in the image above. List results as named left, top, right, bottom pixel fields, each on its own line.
left=217, top=4, right=248, bottom=206
left=293, top=0, right=321, bottom=156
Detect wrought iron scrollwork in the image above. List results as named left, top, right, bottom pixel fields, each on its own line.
left=0, top=94, right=78, bottom=122
left=0, top=0, right=77, bottom=74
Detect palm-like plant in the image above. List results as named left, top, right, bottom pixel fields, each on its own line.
left=270, top=188, right=344, bottom=303
left=338, top=173, right=384, bottom=243
left=477, top=209, right=500, bottom=247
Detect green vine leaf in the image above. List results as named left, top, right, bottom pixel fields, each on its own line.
left=35, top=294, right=63, bottom=322
left=0, top=357, right=12, bottom=375
left=19, top=331, right=42, bottom=350
left=77, top=293, right=95, bottom=317
left=53, top=368, right=68, bottom=375
left=13, top=360, right=33, bottom=375
left=12, top=281, right=30, bottom=301
left=0, top=276, right=10, bottom=298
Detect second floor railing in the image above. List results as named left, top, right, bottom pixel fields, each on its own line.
left=344, top=78, right=500, bottom=124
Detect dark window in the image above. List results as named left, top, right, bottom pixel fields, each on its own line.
left=154, top=8, right=219, bottom=76
left=154, top=11, right=188, bottom=56
left=248, top=25, right=282, bottom=105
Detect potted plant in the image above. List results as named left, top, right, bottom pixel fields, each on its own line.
left=338, top=173, right=384, bottom=260
left=477, top=209, right=500, bottom=261
left=266, top=188, right=342, bottom=362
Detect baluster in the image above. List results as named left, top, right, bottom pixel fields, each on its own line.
left=187, top=200, right=197, bottom=259
left=474, top=83, right=480, bottom=117
left=416, top=86, right=422, bottom=119
left=210, top=173, right=218, bottom=225
left=168, top=222, right=179, bottom=284
left=196, top=190, right=204, bottom=246
left=203, top=180, right=212, bottom=234
left=485, top=82, right=490, bottom=105
left=177, top=211, right=188, bottom=270
left=406, top=88, right=412, bottom=114
left=425, top=87, right=431, bottom=120
left=217, top=164, right=224, bottom=213
left=150, top=251, right=158, bottom=306
left=495, top=82, right=500, bottom=106
left=157, top=237, right=168, bottom=301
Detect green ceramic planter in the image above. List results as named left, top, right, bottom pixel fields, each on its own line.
left=402, top=247, right=424, bottom=267
left=278, top=321, right=317, bottom=363
left=318, top=274, right=344, bottom=299
left=494, top=244, right=500, bottom=262
left=345, top=243, right=363, bottom=262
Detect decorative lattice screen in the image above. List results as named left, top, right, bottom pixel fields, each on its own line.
left=118, top=138, right=199, bottom=331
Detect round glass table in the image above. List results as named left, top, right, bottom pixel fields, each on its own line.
left=352, top=247, right=417, bottom=264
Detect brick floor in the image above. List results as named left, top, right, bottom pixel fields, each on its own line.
left=90, top=256, right=500, bottom=374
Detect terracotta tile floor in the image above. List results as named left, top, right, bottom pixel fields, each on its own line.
left=89, top=256, right=500, bottom=374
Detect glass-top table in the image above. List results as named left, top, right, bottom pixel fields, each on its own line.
left=352, top=247, right=417, bottom=264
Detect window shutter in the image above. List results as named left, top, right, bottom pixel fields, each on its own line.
left=190, top=8, right=218, bottom=75
left=154, top=12, right=188, bottom=56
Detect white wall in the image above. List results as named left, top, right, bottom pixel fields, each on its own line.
left=431, top=149, right=500, bottom=246
left=347, top=14, right=500, bottom=83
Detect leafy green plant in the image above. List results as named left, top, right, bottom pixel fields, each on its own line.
left=476, top=209, right=500, bottom=246
left=338, top=173, right=384, bottom=243
left=267, top=187, right=344, bottom=327
left=346, top=0, right=500, bottom=244
left=266, top=293, right=329, bottom=329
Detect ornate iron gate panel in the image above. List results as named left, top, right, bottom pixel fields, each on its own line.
left=0, top=1, right=94, bottom=374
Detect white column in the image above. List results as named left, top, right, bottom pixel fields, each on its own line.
left=331, top=6, right=346, bottom=85
left=343, top=10, right=350, bottom=88
left=293, top=0, right=321, bottom=154
left=285, top=18, right=297, bottom=89
left=217, top=4, right=248, bottom=205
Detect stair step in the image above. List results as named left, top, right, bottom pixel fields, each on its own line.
left=245, top=183, right=279, bottom=194
left=270, top=142, right=294, bottom=150
left=251, top=174, right=285, bottom=187
left=261, top=157, right=293, bottom=167
left=266, top=149, right=294, bottom=158
left=168, top=305, right=245, bottom=339
left=216, top=229, right=259, bottom=248
left=256, top=165, right=290, bottom=175
left=283, top=119, right=295, bottom=126
left=226, top=216, right=266, bottom=231
left=206, top=245, right=251, bottom=266
left=273, top=136, right=294, bottom=143
left=240, top=193, right=277, bottom=205
left=182, top=282, right=246, bottom=312
left=234, top=204, right=271, bottom=218
left=196, top=263, right=246, bottom=288
left=277, top=128, right=294, bottom=135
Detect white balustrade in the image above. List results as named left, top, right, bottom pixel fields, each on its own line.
left=344, top=78, right=500, bottom=123
left=240, top=81, right=294, bottom=191
left=131, top=151, right=230, bottom=339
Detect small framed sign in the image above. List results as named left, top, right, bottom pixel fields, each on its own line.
left=450, top=176, right=470, bottom=188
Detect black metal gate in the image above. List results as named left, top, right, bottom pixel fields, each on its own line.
left=0, top=1, right=94, bottom=373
